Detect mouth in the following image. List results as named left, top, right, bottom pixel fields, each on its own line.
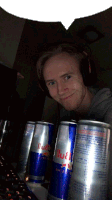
left=60, top=93, right=74, bottom=101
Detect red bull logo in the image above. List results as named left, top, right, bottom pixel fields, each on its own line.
left=37, top=143, right=50, bottom=151
left=42, top=152, right=50, bottom=157
left=37, top=143, right=50, bottom=157
left=56, top=149, right=72, bottom=161
left=61, top=162, right=72, bottom=170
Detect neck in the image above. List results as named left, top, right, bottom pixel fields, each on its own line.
left=75, top=88, right=94, bottom=119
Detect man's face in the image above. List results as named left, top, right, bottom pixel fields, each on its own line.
left=43, top=52, right=87, bottom=111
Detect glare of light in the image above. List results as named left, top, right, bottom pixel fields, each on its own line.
left=85, top=143, right=95, bottom=197
left=3, top=120, right=7, bottom=134
left=65, top=140, right=71, bottom=172
left=38, top=126, right=46, bottom=154
left=0, top=120, right=7, bottom=146
left=25, top=176, right=29, bottom=182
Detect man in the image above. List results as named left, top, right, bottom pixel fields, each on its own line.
left=36, top=43, right=112, bottom=122
left=36, top=43, right=112, bottom=198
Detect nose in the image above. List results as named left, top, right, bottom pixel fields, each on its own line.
left=57, top=82, right=68, bottom=96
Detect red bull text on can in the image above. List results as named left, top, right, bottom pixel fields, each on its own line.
left=29, top=121, right=54, bottom=183
left=48, top=121, right=77, bottom=200
left=68, top=120, right=111, bottom=200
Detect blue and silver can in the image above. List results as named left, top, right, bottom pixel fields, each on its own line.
left=48, top=121, right=77, bottom=200
left=28, top=121, right=54, bottom=183
left=17, top=121, right=35, bottom=177
left=68, top=120, right=111, bottom=200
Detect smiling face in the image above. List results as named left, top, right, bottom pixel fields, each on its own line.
left=43, top=52, right=88, bottom=111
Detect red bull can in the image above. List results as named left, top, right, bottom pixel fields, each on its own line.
left=17, top=121, right=35, bottom=177
left=48, top=121, right=77, bottom=200
left=28, top=121, right=54, bottom=183
left=68, top=120, right=111, bottom=200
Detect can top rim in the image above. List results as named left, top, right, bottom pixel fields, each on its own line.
left=27, top=121, right=35, bottom=124
left=60, top=121, right=77, bottom=125
left=36, top=121, right=54, bottom=125
left=78, top=119, right=111, bottom=128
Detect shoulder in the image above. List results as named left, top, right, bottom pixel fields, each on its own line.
left=96, top=88, right=112, bottom=95
left=97, top=88, right=112, bottom=126
left=87, top=88, right=112, bottom=125
left=91, top=88, right=112, bottom=103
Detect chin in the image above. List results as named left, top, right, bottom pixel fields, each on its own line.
left=63, top=105, right=74, bottom=111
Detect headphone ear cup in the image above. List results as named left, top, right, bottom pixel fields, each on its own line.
left=80, top=58, right=97, bottom=86
left=80, top=58, right=90, bottom=86
left=89, top=60, right=97, bottom=86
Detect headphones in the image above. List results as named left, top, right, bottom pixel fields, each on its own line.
left=80, top=57, right=97, bottom=86
left=38, top=44, right=97, bottom=98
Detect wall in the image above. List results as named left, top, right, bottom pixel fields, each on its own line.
left=0, top=7, right=25, bottom=68
left=0, top=8, right=59, bottom=123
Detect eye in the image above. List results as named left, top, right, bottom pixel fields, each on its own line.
left=65, top=75, right=71, bottom=80
left=48, top=81, right=55, bottom=86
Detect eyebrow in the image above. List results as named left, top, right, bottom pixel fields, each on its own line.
left=45, top=72, right=72, bottom=83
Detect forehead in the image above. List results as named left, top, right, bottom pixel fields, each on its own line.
left=43, top=52, right=79, bottom=79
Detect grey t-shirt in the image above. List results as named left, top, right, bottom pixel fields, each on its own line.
left=87, top=88, right=112, bottom=124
